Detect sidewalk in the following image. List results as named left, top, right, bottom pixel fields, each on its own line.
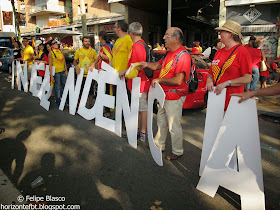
left=0, top=169, right=24, bottom=205
left=257, top=95, right=280, bottom=118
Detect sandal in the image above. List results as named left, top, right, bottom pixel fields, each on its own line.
left=165, top=153, right=182, bottom=161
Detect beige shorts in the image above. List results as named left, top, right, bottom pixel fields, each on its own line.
left=139, top=91, right=148, bottom=112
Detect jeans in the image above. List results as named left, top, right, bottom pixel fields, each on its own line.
left=246, top=68, right=259, bottom=91
left=54, top=71, right=66, bottom=107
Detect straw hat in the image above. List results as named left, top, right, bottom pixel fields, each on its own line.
left=215, top=20, right=242, bottom=37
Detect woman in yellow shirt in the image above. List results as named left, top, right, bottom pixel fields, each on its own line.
left=49, top=40, right=68, bottom=107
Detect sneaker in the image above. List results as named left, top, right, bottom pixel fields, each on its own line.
left=138, top=132, right=146, bottom=143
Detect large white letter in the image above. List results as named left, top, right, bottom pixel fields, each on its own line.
left=30, top=63, right=44, bottom=97
left=115, top=76, right=140, bottom=148
left=11, top=61, right=15, bottom=89
left=59, top=67, right=84, bottom=115
left=17, top=62, right=28, bottom=92
left=95, top=70, right=119, bottom=133
left=39, top=66, right=54, bottom=111
left=77, top=69, right=99, bottom=120
left=147, top=82, right=165, bottom=166
left=197, top=97, right=265, bottom=210
left=199, top=89, right=226, bottom=175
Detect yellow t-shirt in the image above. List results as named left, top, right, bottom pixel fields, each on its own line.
left=38, top=50, right=43, bottom=59
left=51, top=49, right=65, bottom=73
left=112, top=34, right=133, bottom=73
left=74, top=47, right=97, bottom=76
left=198, top=46, right=202, bottom=53
left=23, top=45, right=34, bottom=65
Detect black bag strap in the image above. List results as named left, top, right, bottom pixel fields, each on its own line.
left=214, top=45, right=240, bottom=86
left=135, top=41, right=149, bottom=61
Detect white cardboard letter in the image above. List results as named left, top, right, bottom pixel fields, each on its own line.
left=199, top=89, right=226, bottom=175
left=147, top=82, right=165, bottom=166
left=77, top=69, right=99, bottom=120
left=196, top=97, right=265, bottom=210
left=59, top=67, right=84, bottom=115
left=17, top=62, right=28, bottom=92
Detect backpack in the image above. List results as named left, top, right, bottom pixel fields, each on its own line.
left=136, top=41, right=155, bottom=78
left=163, top=50, right=198, bottom=94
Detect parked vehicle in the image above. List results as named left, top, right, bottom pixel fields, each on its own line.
left=153, top=50, right=209, bottom=109
left=0, top=48, right=14, bottom=74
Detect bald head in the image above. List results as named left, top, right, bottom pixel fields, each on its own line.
left=168, top=27, right=183, bottom=44
left=164, top=27, right=183, bottom=51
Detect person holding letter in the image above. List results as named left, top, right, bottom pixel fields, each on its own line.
left=206, top=20, right=252, bottom=110
left=74, top=36, right=97, bottom=107
left=119, top=22, right=151, bottom=143
left=49, top=40, right=68, bottom=107
left=138, top=27, right=191, bottom=160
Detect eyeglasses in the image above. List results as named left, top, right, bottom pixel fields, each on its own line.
left=163, top=34, right=175, bottom=38
left=51, top=41, right=57, bottom=45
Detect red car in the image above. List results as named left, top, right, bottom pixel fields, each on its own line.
left=153, top=50, right=209, bottom=109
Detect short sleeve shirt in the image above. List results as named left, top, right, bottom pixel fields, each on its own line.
left=51, top=49, right=65, bottom=73
left=112, top=35, right=133, bottom=73
left=158, top=46, right=192, bottom=100
left=74, top=47, right=97, bottom=76
left=98, top=44, right=113, bottom=69
left=23, top=45, right=34, bottom=65
left=127, top=40, right=150, bottom=93
left=209, top=44, right=252, bottom=110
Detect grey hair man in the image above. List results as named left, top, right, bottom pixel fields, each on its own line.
left=138, top=27, right=192, bottom=160
left=119, top=22, right=150, bottom=143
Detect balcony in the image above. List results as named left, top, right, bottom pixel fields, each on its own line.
left=29, top=4, right=66, bottom=16
left=47, top=18, right=71, bottom=27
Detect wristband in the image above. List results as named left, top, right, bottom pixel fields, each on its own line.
left=228, top=80, right=231, bottom=86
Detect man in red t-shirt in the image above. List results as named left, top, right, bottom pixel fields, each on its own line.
left=138, top=27, right=191, bottom=160
left=119, top=22, right=150, bottom=143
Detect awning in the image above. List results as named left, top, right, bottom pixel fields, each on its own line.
left=241, top=24, right=278, bottom=33
left=0, top=32, right=16, bottom=37
left=21, top=29, right=82, bottom=39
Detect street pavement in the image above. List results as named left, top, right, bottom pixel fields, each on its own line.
left=0, top=71, right=279, bottom=210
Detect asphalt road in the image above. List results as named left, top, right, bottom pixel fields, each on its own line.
left=0, top=71, right=279, bottom=210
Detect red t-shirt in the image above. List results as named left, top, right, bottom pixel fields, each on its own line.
left=210, top=44, right=252, bottom=110
left=38, top=54, right=49, bottom=76
left=98, top=44, right=112, bottom=69
left=246, top=47, right=261, bottom=69
left=127, top=40, right=150, bottom=93
left=158, top=46, right=191, bottom=100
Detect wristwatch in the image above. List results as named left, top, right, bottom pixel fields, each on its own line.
left=228, top=80, right=232, bottom=86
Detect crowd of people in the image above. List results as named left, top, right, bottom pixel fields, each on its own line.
left=5, top=19, right=280, bottom=161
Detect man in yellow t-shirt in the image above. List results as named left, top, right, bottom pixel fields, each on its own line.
left=112, top=20, right=133, bottom=73
left=74, top=36, right=97, bottom=107
left=22, top=38, right=34, bottom=81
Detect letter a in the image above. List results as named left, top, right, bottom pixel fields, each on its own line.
left=197, top=97, right=265, bottom=210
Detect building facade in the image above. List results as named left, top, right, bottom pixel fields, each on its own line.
left=220, top=0, right=280, bottom=61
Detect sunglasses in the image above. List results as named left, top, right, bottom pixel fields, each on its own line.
left=51, top=41, right=57, bottom=45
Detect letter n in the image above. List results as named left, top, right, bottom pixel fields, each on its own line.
left=59, top=67, right=84, bottom=115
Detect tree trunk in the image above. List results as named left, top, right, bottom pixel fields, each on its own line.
left=80, top=0, right=87, bottom=36
left=11, top=0, right=22, bottom=43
